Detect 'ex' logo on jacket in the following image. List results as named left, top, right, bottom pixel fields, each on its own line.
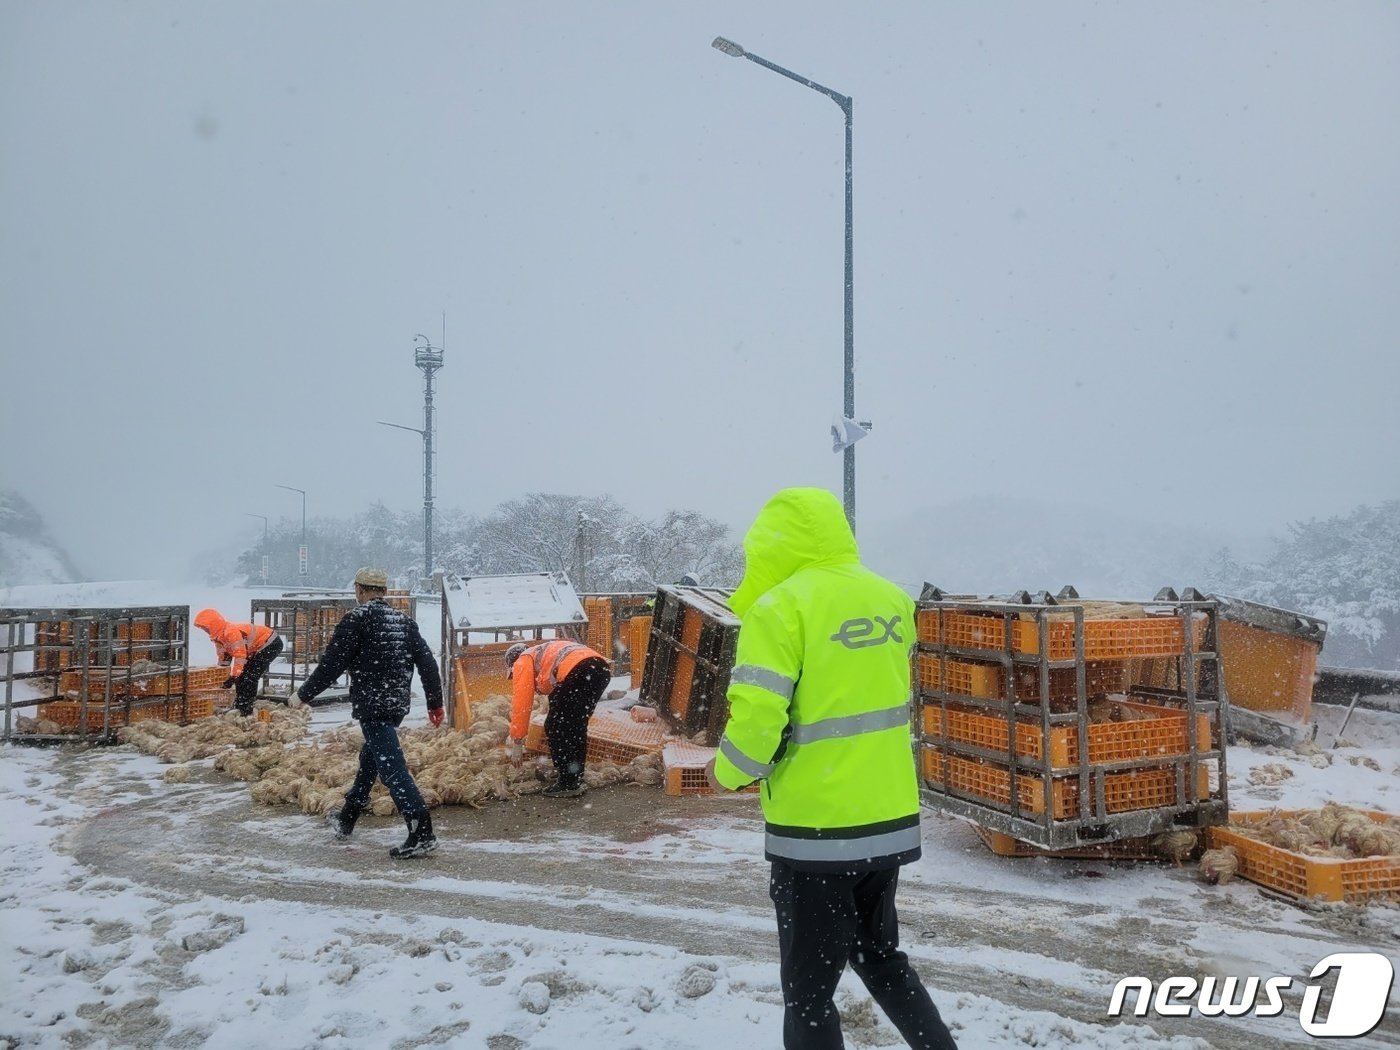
left=829, top=615, right=904, bottom=649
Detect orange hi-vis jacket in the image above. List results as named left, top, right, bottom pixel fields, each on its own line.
left=508, top=639, right=606, bottom=741
left=193, top=610, right=277, bottom=679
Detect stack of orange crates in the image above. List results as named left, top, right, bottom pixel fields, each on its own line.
left=916, top=593, right=1226, bottom=851
left=637, top=587, right=740, bottom=747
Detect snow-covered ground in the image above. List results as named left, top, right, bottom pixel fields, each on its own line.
left=2, top=582, right=1398, bottom=1049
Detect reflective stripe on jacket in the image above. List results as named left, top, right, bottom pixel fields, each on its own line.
left=714, top=487, right=921, bottom=872
left=211, top=622, right=277, bottom=679
left=508, top=639, right=607, bottom=740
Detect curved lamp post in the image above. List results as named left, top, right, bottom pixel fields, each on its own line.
left=276, top=484, right=307, bottom=578
left=712, top=35, right=858, bottom=533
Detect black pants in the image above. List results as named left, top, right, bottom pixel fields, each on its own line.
left=344, top=718, right=427, bottom=819
left=769, top=862, right=958, bottom=1050
left=544, top=657, right=610, bottom=788
left=234, top=635, right=283, bottom=715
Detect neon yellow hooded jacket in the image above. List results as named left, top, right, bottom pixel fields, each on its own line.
left=714, top=487, right=921, bottom=872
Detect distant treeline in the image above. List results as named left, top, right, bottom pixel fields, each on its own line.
left=227, top=493, right=743, bottom=595
left=1204, top=500, right=1400, bottom=672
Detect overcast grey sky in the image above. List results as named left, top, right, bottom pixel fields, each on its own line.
left=2, top=1, right=1397, bottom=580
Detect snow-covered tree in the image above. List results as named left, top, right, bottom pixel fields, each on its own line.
left=221, top=492, right=744, bottom=596
left=1205, top=500, right=1400, bottom=671
left=619, top=509, right=744, bottom=589
left=437, top=495, right=742, bottom=592
left=231, top=504, right=423, bottom=589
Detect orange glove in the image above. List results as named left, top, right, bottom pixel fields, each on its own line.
left=427, top=707, right=445, bottom=728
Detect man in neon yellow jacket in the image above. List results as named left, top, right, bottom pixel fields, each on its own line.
left=711, top=487, right=957, bottom=1050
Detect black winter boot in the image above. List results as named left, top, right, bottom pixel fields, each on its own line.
left=541, top=782, right=586, bottom=799
left=327, top=805, right=360, bottom=840
left=389, top=811, right=437, bottom=859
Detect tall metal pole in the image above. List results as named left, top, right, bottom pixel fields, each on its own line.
left=424, top=359, right=435, bottom=579
left=842, top=97, right=855, bottom=533
left=713, top=36, right=857, bottom=532
left=414, top=334, right=445, bottom=583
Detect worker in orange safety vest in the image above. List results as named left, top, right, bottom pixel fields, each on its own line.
left=193, top=609, right=284, bottom=717
left=504, top=639, right=611, bottom=799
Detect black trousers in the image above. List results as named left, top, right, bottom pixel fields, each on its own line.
left=344, top=717, right=427, bottom=819
left=543, top=657, right=610, bottom=788
left=234, top=635, right=283, bottom=715
left=769, top=862, right=958, bottom=1050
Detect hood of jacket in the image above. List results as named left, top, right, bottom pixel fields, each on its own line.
left=727, top=487, right=859, bottom=619
left=193, top=608, right=227, bottom=634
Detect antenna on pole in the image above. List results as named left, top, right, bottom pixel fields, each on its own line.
left=413, top=331, right=446, bottom=587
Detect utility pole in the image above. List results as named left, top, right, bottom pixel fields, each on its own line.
left=414, top=332, right=444, bottom=585
left=381, top=330, right=445, bottom=590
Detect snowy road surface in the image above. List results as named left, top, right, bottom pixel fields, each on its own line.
left=4, top=719, right=1399, bottom=1050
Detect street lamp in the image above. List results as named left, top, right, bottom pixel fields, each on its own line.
left=276, top=484, right=307, bottom=578
left=712, top=35, right=859, bottom=533
left=377, top=419, right=433, bottom=584
left=243, top=513, right=269, bottom=584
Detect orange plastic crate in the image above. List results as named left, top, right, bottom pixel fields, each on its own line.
left=921, top=747, right=1209, bottom=819
left=1024, top=618, right=1185, bottom=660
left=452, top=641, right=521, bottom=712
left=973, top=825, right=1169, bottom=860
left=663, top=740, right=720, bottom=796
left=37, top=700, right=132, bottom=730
left=37, top=693, right=216, bottom=730
left=938, top=612, right=1009, bottom=651
left=34, top=619, right=169, bottom=672
left=1218, top=620, right=1319, bottom=719
left=524, top=706, right=667, bottom=766
left=668, top=609, right=704, bottom=719
left=1011, top=662, right=1126, bottom=701
left=922, top=747, right=1074, bottom=815
left=583, top=597, right=614, bottom=660
left=626, top=615, right=653, bottom=691
left=523, top=715, right=547, bottom=754
left=661, top=741, right=760, bottom=796
left=933, top=611, right=1186, bottom=661
left=129, top=695, right=216, bottom=724
left=917, top=655, right=1124, bottom=701
left=60, top=664, right=229, bottom=699
left=917, top=654, right=1002, bottom=696
left=922, top=700, right=1211, bottom=768
left=147, top=666, right=228, bottom=694
left=1206, top=810, right=1400, bottom=903
left=916, top=609, right=941, bottom=644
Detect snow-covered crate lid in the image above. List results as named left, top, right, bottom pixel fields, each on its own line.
left=442, top=572, right=587, bottom=631
left=1211, top=593, right=1327, bottom=644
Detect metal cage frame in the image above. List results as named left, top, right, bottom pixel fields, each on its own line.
left=915, top=587, right=1229, bottom=850
left=1, top=605, right=191, bottom=742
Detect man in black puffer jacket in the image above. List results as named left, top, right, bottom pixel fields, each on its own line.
left=291, top=567, right=445, bottom=859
